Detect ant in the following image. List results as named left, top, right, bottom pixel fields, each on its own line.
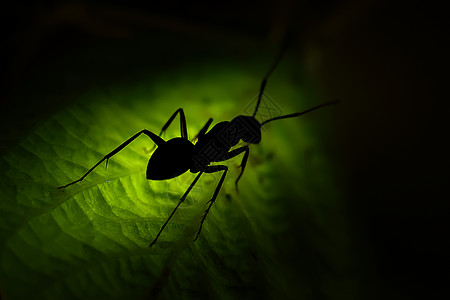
left=58, top=47, right=339, bottom=247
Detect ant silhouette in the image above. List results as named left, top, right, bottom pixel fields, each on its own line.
left=58, top=47, right=339, bottom=247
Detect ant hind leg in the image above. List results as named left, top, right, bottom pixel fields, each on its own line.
left=58, top=129, right=164, bottom=189
left=149, top=171, right=204, bottom=247
left=147, top=108, right=188, bottom=153
left=192, top=118, right=213, bottom=143
left=194, top=165, right=228, bottom=241
left=159, top=108, right=188, bottom=139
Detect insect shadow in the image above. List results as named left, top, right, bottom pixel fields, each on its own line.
left=58, top=47, right=339, bottom=247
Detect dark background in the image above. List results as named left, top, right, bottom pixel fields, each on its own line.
left=1, top=0, right=448, bottom=299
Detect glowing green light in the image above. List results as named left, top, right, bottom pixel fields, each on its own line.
left=0, top=56, right=346, bottom=299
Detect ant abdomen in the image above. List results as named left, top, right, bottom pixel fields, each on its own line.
left=147, top=138, right=194, bottom=180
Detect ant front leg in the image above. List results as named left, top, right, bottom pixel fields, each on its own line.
left=215, top=146, right=249, bottom=193
left=58, top=129, right=164, bottom=189
left=233, top=147, right=249, bottom=193
left=194, top=165, right=228, bottom=241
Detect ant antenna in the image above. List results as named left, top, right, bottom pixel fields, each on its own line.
left=261, top=99, right=340, bottom=126
left=252, top=35, right=291, bottom=117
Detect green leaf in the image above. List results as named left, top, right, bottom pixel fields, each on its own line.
left=0, top=59, right=354, bottom=299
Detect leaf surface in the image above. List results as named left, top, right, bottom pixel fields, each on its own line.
left=0, top=61, right=352, bottom=299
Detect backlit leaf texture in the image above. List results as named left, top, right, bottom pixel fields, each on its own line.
left=0, top=61, right=354, bottom=299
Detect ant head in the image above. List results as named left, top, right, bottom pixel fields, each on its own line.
left=232, top=116, right=261, bottom=144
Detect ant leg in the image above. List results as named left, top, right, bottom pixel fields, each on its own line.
left=147, top=108, right=188, bottom=153
left=158, top=108, right=188, bottom=138
left=149, top=171, right=203, bottom=247
left=58, top=130, right=164, bottom=189
left=215, top=146, right=249, bottom=193
left=192, top=118, right=213, bottom=143
left=234, top=148, right=249, bottom=193
left=194, top=165, right=228, bottom=241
